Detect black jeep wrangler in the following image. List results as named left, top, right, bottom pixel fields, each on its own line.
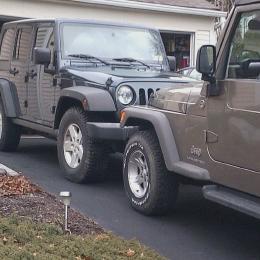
left=0, top=18, right=193, bottom=182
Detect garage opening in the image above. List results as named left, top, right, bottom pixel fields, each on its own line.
left=160, top=32, right=192, bottom=70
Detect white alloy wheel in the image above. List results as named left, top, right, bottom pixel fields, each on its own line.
left=63, top=123, right=84, bottom=169
left=128, top=150, right=149, bottom=198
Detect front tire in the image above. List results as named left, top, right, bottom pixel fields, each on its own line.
left=57, top=107, right=108, bottom=183
left=0, top=99, right=21, bottom=151
left=123, top=130, right=179, bottom=215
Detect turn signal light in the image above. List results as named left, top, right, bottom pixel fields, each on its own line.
left=120, top=111, right=126, bottom=123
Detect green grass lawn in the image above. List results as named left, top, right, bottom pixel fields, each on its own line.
left=0, top=215, right=165, bottom=260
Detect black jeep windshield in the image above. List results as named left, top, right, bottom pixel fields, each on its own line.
left=61, top=23, right=166, bottom=68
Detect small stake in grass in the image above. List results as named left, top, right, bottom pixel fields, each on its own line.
left=59, top=191, right=72, bottom=233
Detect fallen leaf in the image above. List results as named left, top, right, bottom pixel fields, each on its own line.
left=2, top=237, right=7, bottom=244
left=0, top=175, right=41, bottom=197
left=126, top=248, right=135, bottom=257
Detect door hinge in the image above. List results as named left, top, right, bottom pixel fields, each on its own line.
left=204, top=130, right=218, bottom=143
left=25, top=73, right=29, bottom=83
left=53, top=78, right=57, bottom=86
left=24, top=100, right=28, bottom=108
left=51, top=106, right=56, bottom=114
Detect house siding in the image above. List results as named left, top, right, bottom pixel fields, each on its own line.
left=0, top=0, right=220, bottom=66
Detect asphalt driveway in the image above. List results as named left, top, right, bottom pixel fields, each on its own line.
left=0, top=137, right=259, bottom=260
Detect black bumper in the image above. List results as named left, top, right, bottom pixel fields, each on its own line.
left=87, top=122, right=138, bottom=141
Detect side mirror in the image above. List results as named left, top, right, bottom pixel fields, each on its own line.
left=33, top=47, right=51, bottom=66
left=167, top=56, right=176, bottom=72
left=197, top=45, right=220, bottom=96
left=196, top=45, right=216, bottom=80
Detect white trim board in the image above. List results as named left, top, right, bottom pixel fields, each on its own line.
left=52, top=0, right=227, bottom=17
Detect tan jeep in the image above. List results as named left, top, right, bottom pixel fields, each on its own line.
left=120, top=0, right=260, bottom=216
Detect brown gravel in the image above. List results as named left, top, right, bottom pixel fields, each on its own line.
left=0, top=175, right=104, bottom=236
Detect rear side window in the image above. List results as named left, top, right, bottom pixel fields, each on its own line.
left=34, top=26, right=54, bottom=65
left=13, top=27, right=33, bottom=61
left=34, top=27, right=54, bottom=48
left=0, top=28, right=15, bottom=60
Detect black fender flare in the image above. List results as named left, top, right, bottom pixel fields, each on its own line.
left=121, top=106, right=180, bottom=171
left=0, top=79, right=20, bottom=117
left=121, top=106, right=210, bottom=181
left=59, top=86, right=116, bottom=111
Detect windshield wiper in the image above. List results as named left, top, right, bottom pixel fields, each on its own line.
left=68, top=54, right=110, bottom=66
left=113, top=57, right=150, bottom=69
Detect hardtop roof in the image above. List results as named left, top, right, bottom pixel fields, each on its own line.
left=4, top=18, right=157, bottom=31
left=235, top=0, right=260, bottom=6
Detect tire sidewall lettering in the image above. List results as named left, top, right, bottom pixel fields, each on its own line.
left=124, top=140, right=151, bottom=207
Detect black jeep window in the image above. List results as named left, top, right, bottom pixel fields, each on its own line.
left=0, top=28, right=15, bottom=60
left=35, top=27, right=54, bottom=48
left=13, top=27, right=32, bottom=61
left=227, top=11, right=260, bottom=79
left=34, top=26, right=54, bottom=64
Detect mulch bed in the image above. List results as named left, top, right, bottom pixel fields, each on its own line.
left=0, top=174, right=104, bottom=236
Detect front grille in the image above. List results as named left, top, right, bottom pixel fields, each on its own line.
left=138, top=88, right=160, bottom=105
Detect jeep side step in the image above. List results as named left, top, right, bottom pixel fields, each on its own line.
left=203, top=185, right=260, bottom=219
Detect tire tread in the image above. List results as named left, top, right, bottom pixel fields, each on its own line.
left=124, top=130, right=179, bottom=215
left=58, top=107, right=108, bottom=183
left=0, top=100, right=21, bottom=152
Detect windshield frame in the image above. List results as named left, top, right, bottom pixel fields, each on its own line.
left=59, top=21, right=169, bottom=69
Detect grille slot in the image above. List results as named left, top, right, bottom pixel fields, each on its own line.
left=148, top=88, right=154, bottom=99
left=139, top=89, right=146, bottom=105
left=138, top=88, right=160, bottom=105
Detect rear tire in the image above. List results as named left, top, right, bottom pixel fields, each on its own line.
left=123, top=130, right=179, bottom=215
left=57, top=107, right=108, bottom=183
left=0, top=99, right=21, bottom=151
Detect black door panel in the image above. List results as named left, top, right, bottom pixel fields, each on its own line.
left=28, top=25, right=55, bottom=124
left=10, top=26, right=33, bottom=116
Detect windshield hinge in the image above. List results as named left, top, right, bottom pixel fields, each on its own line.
left=106, top=77, right=113, bottom=88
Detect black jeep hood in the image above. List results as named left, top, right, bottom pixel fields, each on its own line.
left=64, top=66, right=197, bottom=86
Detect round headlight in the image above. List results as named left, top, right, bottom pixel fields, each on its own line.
left=117, top=85, right=134, bottom=105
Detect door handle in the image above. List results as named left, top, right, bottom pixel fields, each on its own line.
left=29, top=70, right=37, bottom=79
left=9, top=68, right=19, bottom=76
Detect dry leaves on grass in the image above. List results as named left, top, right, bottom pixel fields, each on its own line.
left=119, top=248, right=136, bottom=258
left=126, top=248, right=136, bottom=257
left=0, top=175, right=41, bottom=196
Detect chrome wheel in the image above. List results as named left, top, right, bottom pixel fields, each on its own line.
left=128, top=150, right=149, bottom=198
left=63, top=123, right=84, bottom=169
left=0, top=110, right=3, bottom=139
